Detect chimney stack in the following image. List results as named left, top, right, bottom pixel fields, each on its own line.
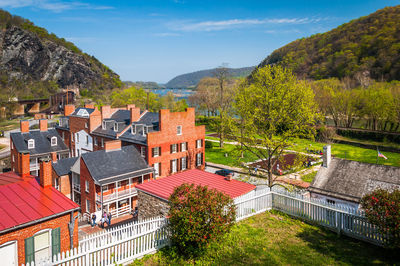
left=84, top=103, right=95, bottom=109
left=104, top=140, right=121, bottom=152
left=39, top=119, right=48, bottom=132
left=20, top=120, right=29, bottom=133
left=130, top=107, right=141, bottom=123
left=39, top=158, right=52, bottom=188
left=51, top=152, right=57, bottom=162
left=64, top=104, right=75, bottom=116
left=323, top=145, right=331, bottom=168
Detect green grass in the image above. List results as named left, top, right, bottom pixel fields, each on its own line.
left=301, top=171, right=317, bottom=183
left=205, top=141, right=258, bottom=167
left=131, top=211, right=398, bottom=265
left=333, top=135, right=400, bottom=150
left=0, top=119, right=21, bottom=131
left=206, top=135, right=400, bottom=167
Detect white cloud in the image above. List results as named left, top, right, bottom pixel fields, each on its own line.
left=0, top=0, right=113, bottom=12
left=169, top=17, right=321, bottom=32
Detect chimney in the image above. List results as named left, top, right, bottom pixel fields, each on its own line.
left=64, top=104, right=75, bottom=116
left=130, top=107, right=141, bottom=123
left=39, top=158, right=52, bottom=188
left=159, top=109, right=170, bottom=132
left=126, top=104, right=135, bottom=110
left=20, top=152, right=30, bottom=178
left=323, top=145, right=331, bottom=168
left=84, top=103, right=95, bottom=109
left=226, top=174, right=232, bottom=181
left=20, top=120, right=29, bottom=133
left=104, top=140, right=121, bottom=151
left=39, top=119, right=48, bottom=132
left=101, top=105, right=112, bottom=120
left=51, top=152, right=57, bottom=162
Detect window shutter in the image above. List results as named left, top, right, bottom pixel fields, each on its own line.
left=52, top=227, right=61, bottom=258
left=201, top=153, right=203, bottom=165
left=152, top=148, right=154, bottom=157
left=25, top=236, right=35, bottom=264
left=159, top=163, right=161, bottom=176
left=170, top=144, right=172, bottom=154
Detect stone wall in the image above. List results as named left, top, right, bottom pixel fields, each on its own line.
left=137, top=190, right=169, bottom=220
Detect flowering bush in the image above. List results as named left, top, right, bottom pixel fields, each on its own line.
left=360, top=189, right=400, bottom=249
left=168, top=183, right=236, bottom=255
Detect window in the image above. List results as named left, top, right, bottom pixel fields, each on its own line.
left=102, top=185, right=108, bottom=192
left=71, top=133, right=74, bottom=142
left=76, top=133, right=79, bottom=143
left=170, top=144, right=178, bottom=153
left=0, top=241, right=17, bottom=266
left=86, top=199, right=90, bottom=213
left=51, top=136, right=57, bottom=146
left=101, top=138, right=104, bottom=147
left=131, top=125, right=136, bottom=134
left=153, top=162, right=160, bottom=177
left=85, top=122, right=88, bottom=128
left=94, top=137, right=97, bottom=146
left=196, top=139, right=203, bottom=148
left=181, top=142, right=187, bottom=152
left=28, top=139, right=35, bottom=149
left=85, top=180, right=89, bottom=193
left=152, top=147, right=160, bottom=157
left=177, top=125, right=182, bottom=135
left=171, top=159, right=177, bottom=173
left=181, top=157, right=187, bottom=170
left=196, top=153, right=203, bottom=166
left=24, top=228, right=60, bottom=264
left=114, top=122, right=118, bottom=132
left=102, top=121, right=106, bottom=130
left=54, top=177, right=60, bottom=191
left=86, top=135, right=89, bottom=145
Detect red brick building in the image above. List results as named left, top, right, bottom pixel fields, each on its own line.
left=56, top=105, right=205, bottom=178
left=0, top=161, right=80, bottom=265
left=10, top=119, right=70, bottom=177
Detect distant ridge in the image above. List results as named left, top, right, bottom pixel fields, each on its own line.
left=165, top=66, right=255, bottom=89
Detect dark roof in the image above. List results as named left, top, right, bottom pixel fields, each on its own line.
left=109, top=109, right=131, bottom=123
left=10, top=129, right=69, bottom=156
left=309, top=158, right=400, bottom=203
left=136, top=112, right=159, bottom=126
left=52, top=157, right=79, bottom=176
left=71, top=107, right=95, bottom=116
left=0, top=177, right=79, bottom=233
left=81, top=145, right=152, bottom=185
left=136, top=169, right=256, bottom=200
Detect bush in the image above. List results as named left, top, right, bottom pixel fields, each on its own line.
left=205, top=140, right=213, bottom=149
left=168, top=183, right=236, bottom=256
left=316, top=126, right=336, bottom=142
left=361, top=189, right=400, bottom=249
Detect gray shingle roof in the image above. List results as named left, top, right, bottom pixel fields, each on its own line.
left=81, top=145, right=152, bottom=185
left=52, top=157, right=79, bottom=176
left=309, top=158, right=400, bottom=203
left=10, top=129, right=69, bottom=156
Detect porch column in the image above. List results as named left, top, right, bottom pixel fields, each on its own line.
left=141, top=174, right=144, bottom=183
left=115, top=181, right=119, bottom=217
left=101, top=186, right=103, bottom=215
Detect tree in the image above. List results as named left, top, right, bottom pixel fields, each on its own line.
left=361, top=189, right=400, bottom=249
left=229, top=65, right=320, bottom=188
left=168, top=183, right=236, bottom=255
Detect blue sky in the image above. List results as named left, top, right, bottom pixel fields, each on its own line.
left=0, top=0, right=398, bottom=83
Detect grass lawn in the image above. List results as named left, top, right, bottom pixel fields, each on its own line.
left=0, top=119, right=21, bottom=132
left=132, top=211, right=398, bottom=265
left=301, top=171, right=317, bottom=183
left=205, top=135, right=400, bottom=167
left=205, top=141, right=258, bottom=167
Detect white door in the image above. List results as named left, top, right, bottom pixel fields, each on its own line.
left=0, top=241, right=17, bottom=266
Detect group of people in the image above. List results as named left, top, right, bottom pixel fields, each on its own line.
left=91, top=211, right=112, bottom=228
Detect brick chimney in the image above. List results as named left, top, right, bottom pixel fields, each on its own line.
left=64, top=104, right=75, bottom=116
left=101, top=105, right=112, bottom=120
left=130, top=107, right=141, bottom=123
left=20, top=120, right=29, bottom=133
left=159, top=109, right=170, bottom=132
left=104, top=140, right=121, bottom=151
left=323, top=145, right=331, bottom=168
left=39, top=158, right=52, bottom=188
left=39, top=119, right=48, bottom=132
left=51, top=152, right=57, bottom=162
left=20, top=152, right=30, bottom=178
left=126, top=104, right=135, bottom=110
left=84, top=104, right=95, bottom=109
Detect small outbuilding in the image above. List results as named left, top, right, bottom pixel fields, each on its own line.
left=135, top=169, right=256, bottom=219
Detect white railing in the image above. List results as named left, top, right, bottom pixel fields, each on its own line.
left=73, top=183, right=81, bottom=193
left=96, top=187, right=138, bottom=203
left=24, top=189, right=387, bottom=266
left=29, top=163, right=39, bottom=170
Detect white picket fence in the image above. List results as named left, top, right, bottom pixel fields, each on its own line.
left=24, top=189, right=386, bottom=266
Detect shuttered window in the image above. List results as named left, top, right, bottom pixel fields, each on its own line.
left=51, top=228, right=61, bottom=258
left=25, top=237, right=35, bottom=264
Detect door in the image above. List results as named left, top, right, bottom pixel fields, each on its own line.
left=0, top=241, right=17, bottom=265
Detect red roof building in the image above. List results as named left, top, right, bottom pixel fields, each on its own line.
left=0, top=161, right=80, bottom=265
left=135, top=169, right=256, bottom=219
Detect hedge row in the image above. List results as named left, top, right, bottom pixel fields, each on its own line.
left=336, top=128, right=400, bottom=144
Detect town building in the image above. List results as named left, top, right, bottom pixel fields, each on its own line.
left=56, top=104, right=205, bottom=178
left=135, top=169, right=256, bottom=219
left=52, top=157, right=79, bottom=200
left=74, top=140, right=153, bottom=218
left=10, top=119, right=69, bottom=176
left=0, top=160, right=80, bottom=265
left=309, top=145, right=400, bottom=208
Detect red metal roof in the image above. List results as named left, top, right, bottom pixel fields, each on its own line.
left=136, top=169, right=256, bottom=201
left=0, top=171, right=24, bottom=186
left=0, top=176, right=80, bottom=232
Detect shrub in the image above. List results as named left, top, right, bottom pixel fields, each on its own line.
left=205, top=140, right=213, bottom=149
left=168, top=183, right=236, bottom=256
left=316, top=126, right=336, bottom=142
left=360, top=189, right=400, bottom=249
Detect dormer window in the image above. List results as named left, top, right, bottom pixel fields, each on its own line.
left=144, top=126, right=148, bottom=135
left=114, top=122, right=118, bottom=132
left=28, top=139, right=35, bottom=149
left=51, top=136, right=57, bottom=146
left=131, top=125, right=136, bottom=134
left=177, top=125, right=182, bottom=135
left=77, top=109, right=89, bottom=117
left=102, top=121, right=106, bottom=130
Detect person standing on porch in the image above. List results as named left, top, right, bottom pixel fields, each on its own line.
left=107, top=212, right=112, bottom=226
left=91, top=213, right=96, bottom=227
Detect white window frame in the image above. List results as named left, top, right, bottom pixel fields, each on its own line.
left=86, top=199, right=90, bottom=213
left=54, top=177, right=60, bottom=191
left=0, top=240, right=18, bottom=266
left=85, top=180, right=89, bottom=193
left=102, top=121, right=106, bottom=130
left=114, top=122, right=118, bottom=132
left=101, top=138, right=104, bottom=147
left=94, top=137, right=97, bottom=146
left=181, top=157, right=187, bottom=170
left=33, top=229, right=51, bottom=263
left=141, top=147, right=146, bottom=158
left=71, top=133, right=74, bottom=142
left=131, top=125, right=136, bottom=134
left=152, top=147, right=160, bottom=157
left=171, top=159, right=177, bottom=173
left=181, top=142, right=187, bottom=152
left=196, top=139, right=202, bottom=148
left=76, top=133, right=79, bottom=143
left=177, top=125, right=182, bottom=135
left=51, top=136, right=57, bottom=146
left=86, top=135, right=89, bottom=145
left=196, top=153, right=202, bottom=166
left=153, top=162, right=160, bottom=177
left=171, top=144, right=177, bottom=153
left=85, top=122, right=88, bottom=129
left=28, top=139, right=35, bottom=149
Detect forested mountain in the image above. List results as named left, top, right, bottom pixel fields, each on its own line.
left=165, top=66, right=254, bottom=89
left=258, top=5, right=400, bottom=82
left=123, top=81, right=164, bottom=89
left=0, top=9, right=121, bottom=100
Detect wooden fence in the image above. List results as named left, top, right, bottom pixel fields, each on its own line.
left=24, top=189, right=386, bottom=266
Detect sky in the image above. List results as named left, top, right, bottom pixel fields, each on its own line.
left=0, top=0, right=398, bottom=83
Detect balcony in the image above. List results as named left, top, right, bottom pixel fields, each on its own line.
left=96, top=187, right=138, bottom=203
left=29, top=163, right=39, bottom=171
